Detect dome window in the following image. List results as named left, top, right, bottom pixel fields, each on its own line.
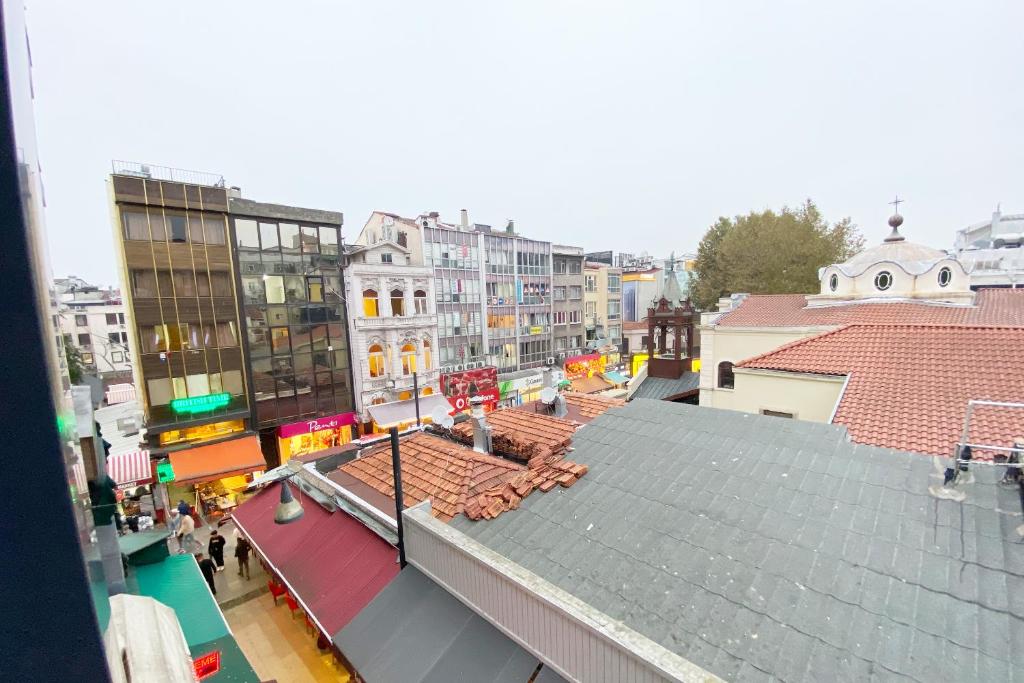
left=829, top=273, right=838, bottom=292
left=874, top=271, right=893, bottom=291
left=938, top=267, right=952, bottom=288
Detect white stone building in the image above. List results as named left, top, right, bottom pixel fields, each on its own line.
left=54, top=276, right=134, bottom=383
left=344, top=241, right=440, bottom=423
left=956, top=207, right=1024, bottom=288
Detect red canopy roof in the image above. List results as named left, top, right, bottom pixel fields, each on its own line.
left=232, top=484, right=399, bottom=637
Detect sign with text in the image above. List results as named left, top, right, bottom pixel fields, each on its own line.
left=441, top=366, right=500, bottom=412
left=277, top=412, right=357, bottom=439
left=193, top=650, right=221, bottom=680
left=170, top=392, right=230, bottom=415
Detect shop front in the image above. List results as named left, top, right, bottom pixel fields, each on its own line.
left=440, top=366, right=500, bottom=414
left=496, top=368, right=545, bottom=408
left=276, top=412, right=357, bottom=463
left=159, top=435, right=266, bottom=520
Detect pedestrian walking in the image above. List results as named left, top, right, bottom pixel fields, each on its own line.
left=167, top=509, right=182, bottom=552
left=234, top=534, right=252, bottom=580
left=195, top=553, right=217, bottom=596
left=177, top=510, right=196, bottom=554
left=1000, top=438, right=1023, bottom=486
left=208, top=529, right=226, bottom=572
left=177, top=499, right=191, bottom=517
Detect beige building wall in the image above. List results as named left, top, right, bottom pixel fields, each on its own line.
left=718, top=368, right=846, bottom=421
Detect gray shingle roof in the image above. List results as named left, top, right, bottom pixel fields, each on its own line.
left=451, top=400, right=1024, bottom=682
left=629, top=372, right=700, bottom=401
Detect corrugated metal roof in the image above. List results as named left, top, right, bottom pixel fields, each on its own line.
left=453, top=400, right=1024, bottom=682
left=628, top=372, right=699, bottom=400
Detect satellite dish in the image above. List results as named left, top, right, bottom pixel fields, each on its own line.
left=539, top=387, right=557, bottom=405
left=430, top=405, right=454, bottom=429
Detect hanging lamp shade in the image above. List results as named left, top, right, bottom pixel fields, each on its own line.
left=274, top=480, right=304, bottom=524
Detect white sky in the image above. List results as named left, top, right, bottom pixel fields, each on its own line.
left=25, top=0, right=1024, bottom=286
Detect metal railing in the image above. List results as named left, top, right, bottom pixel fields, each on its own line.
left=111, top=160, right=225, bottom=188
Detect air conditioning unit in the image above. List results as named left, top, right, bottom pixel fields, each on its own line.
left=545, top=357, right=556, bottom=366
left=557, top=353, right=566, bottom=360
left=455, top=364, right=465, bottom=371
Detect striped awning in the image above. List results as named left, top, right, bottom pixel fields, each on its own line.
left=107, top=450, right=153, bottom=487
left=105, top=383, right=137, bottom=405
left=71, top=461, right=88, bottom=494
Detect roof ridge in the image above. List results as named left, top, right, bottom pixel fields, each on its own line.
left=736, top=325, right=853, bottom=367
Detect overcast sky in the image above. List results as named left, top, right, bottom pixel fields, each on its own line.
left=26, top=1, right=1024, bottom=286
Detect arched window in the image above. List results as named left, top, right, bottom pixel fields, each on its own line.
left=422, top=338, right=432, bottom=370
left=414, top=289, right=428, bottom=315
left=368, top=343, right=385, bottom=378
left=400, top=342, right=416, bottom=376
left=421, top=387, right=434, bottom=396
left=829, top=273, right=838, bottom=292
left=398, top=390, right=412, bottom=401
left=718, top=361, right=735, bottom=389
left=362, top=289, right=379, bottom=317
left=391, top=289, right=405, bottom=316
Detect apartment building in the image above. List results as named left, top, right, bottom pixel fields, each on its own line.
left=357, top=210, right=577, bottom=375
left=551, top=245, right=586, bottom=359
left=583, top=261, right=622, bottom=348
left=54, top=277, right=133, bottom=385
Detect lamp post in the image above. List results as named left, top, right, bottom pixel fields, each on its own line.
left=273, top=479, right=304, bottom=525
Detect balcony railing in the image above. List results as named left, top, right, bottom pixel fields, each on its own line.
left=111, top=160, right=225, bottom=188
left=354, top=314, right=437, bottom=330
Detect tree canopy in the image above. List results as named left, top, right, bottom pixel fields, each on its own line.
left=64, top=334, right=84, bottom=384
left=690, top=200, right=864, bottom=310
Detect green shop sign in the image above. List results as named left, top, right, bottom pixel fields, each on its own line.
left=156, top=461, right=175, bottom=483
left=170, top=392, right=231, bottom=415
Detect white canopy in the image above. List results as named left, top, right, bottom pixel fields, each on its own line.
left=103, top=594, right=195, bottom=683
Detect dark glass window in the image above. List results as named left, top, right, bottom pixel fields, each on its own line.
left=718, top=361, right=735, bottom=389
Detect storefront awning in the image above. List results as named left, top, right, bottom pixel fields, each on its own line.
left=232, top=483, right=400, bottom=638
left=367, top=394, right=453, bottom=429
left=570, top=375, right=613, bottom=394
left=167, top=436, right=265, bottom=485
left=336, top=566, right=564, bottom=682
left=603, top=371, right=628, bottom=385
left=107, top=450, right=152, bottom=487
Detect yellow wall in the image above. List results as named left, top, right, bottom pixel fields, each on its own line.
left=717, top=368, right=845, bottom=421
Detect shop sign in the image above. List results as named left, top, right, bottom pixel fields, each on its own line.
left=529, top=326, right=543, bottom=335
left=564, top=353, right=603, bottom=379
left=441, top=366, right=500, bottom=412
left=193, top=650, right=221, bottom=680
left=170, top=392, right=230, bottom=415
left=278, top=412, right=357, bottom=439
left=156, top=461, right=175, bottom=483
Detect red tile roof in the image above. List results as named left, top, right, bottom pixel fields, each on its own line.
left=450, top=409, right=578, bottom=464
left=330, top=430, right=589, bottom=522
left=738, top=324, right=1024, bottom=457
left=716, top=289, right=1024, bottom=328
left=513, top=392, right=624, bottom=424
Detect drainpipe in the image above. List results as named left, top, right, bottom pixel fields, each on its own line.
left=389, top=427, right=407, bottom=568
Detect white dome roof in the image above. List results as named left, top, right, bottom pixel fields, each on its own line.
left=833, top=239, right=949, bottom=277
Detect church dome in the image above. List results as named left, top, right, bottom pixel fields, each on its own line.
left=834, top=239, right=948, bottom=277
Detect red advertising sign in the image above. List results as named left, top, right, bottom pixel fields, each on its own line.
left=441, top=366, right=500, bottom=412
left=193, top=650, right=221, bottom=680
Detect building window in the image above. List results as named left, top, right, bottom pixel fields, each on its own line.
left=423, top=338, right=432, bottom=370
left=829, top=273, right=838, bottom=292
left=391, top=289, right=405, bottom=317
left=307, top=276, right=324, bottom=302
left=569, top=310, right=582, bottom=324
left=111, top=351, right=124, bottom=363
left=607, top=301, right=621, bottom=319
left=585, top=301, right=596, bottom=317
left=718, top=361, right=735, bottom=389
left=368, top=343, right=385, bottom=377
left=585, top=275, right=597, bottom=293
left=105, top=313, right=118, bottom=325
left=414, top=290, right=428, bottom=314
left=607, top=276, right=620, bottom=293
left=398, top=390, right=412, bottom=401
left=569, top=261, right=582, bottom=274
left=555, top=337, right=568, bottom=351
left=400, top=342, right=416, bottom=375
left=108, top=332, right=121, bottom=344
left=938, top=267, right=952, bottom=287
left=569, top=286, right=582, bottom=300
left=381, top=252, right=393, bottom=263
left=553, top=286, right=566, bottom=301
left=554, top=311, right=567, bottom=325
left=216, top=322, right=238, bottom=347
left=167, top=215, right=188, bottom=243
left=762, top=410, right=794, bottom=418
left=77, top=333, right=90, bottom=346
left=362, top=289, right=379, bottom=317
left=123, top=211, right=150, bottom=240
left=874, top=271, right=893, bottom=291
left=75, top=314, right=87, bottom=327
left=553, top=259, right=566, bottom=274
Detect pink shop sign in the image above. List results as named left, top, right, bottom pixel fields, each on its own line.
left=277, top=412, right=357, bottom=439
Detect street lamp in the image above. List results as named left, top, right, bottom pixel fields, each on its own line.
left=274, top=480, right=304, bottom=524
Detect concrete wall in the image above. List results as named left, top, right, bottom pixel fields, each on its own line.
left=723, top=368, right=845, bottom=421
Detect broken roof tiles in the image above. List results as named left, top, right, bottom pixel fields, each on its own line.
left=450, top=408, right=579, bottom=462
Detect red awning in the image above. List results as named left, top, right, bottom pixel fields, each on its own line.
left=231, top=484, right=400, bottom=638
left=107, top=450, right=152, bottom=487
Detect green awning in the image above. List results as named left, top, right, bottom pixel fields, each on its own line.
left=132, top=555, right=229, bottom=648
left=603, top=371, right=628, bottom=385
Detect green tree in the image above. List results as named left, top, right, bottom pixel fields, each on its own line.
left=63, top=334, right=84, bottom=384
left=690, top=200, right=863, bottom=310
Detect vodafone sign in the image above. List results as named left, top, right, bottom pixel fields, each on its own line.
left=441, top=366, right=500, bottom=412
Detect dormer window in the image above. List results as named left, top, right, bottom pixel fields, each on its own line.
left=938, top=266, right=952, bottom=287
left=829, top=273, right=838, bottom=292
left=874, top=271, right=893, bottom=291
left=381, top=252, right=393, bottom=264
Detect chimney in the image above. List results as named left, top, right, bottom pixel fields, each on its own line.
left=227, top=186, right=242, bottom=198
left=542, top=367, right=553, bottom=389
left=460, top=209, right=469, bottom=229
left=470, top=396, right=492, bottom=454
left=553, top=394, right=568, bottom=418
left=506, top=219, right=515, bottom=234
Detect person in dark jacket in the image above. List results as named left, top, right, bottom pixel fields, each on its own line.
left=234, top=534, right=252, bottom=580
left=208, top=529, right=226, bottom=572
left=196, top=553, right=217, bottom=595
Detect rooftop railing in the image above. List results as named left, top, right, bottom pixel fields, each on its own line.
left=111, top=160, right=225, bottom=188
